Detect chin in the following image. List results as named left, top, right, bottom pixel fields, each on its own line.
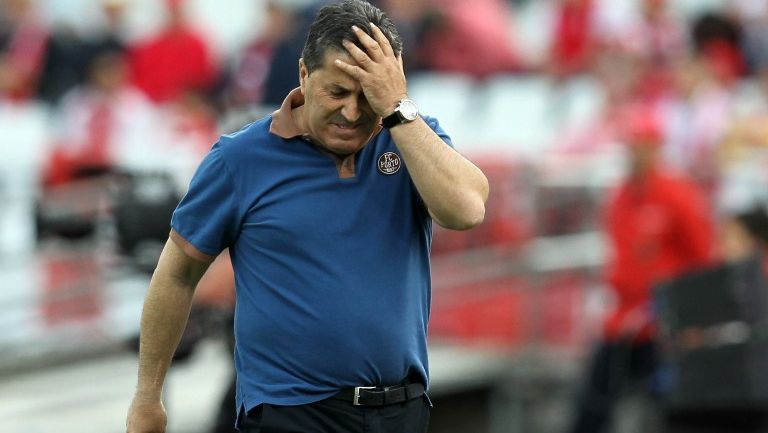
left=322, top=139, right=366, bottom=156
left=321, top=132, right=372, bottom=155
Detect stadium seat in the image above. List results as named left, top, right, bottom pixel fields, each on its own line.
left=557, top=76, right=606, bottom=131
left=475, top=75, right=556, bottom=157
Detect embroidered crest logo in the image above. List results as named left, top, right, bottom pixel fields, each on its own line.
left=377, top=152, right=401, bottom=175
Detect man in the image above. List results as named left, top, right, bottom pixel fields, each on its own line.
left=125, top=1, right=489, bottom=432
left=567, top=109, right=713, bottom=433
left=720, top=205, right=768, bottom=268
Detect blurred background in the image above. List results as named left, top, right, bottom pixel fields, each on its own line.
left=1, top=0, right=767, bottom=432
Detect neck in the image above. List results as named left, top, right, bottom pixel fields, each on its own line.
left=292, top=105, right=307, bottom=135
left=628, top=167, right=655, bottom=186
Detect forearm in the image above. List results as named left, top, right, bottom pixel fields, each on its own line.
left=134, top=279, right=194, bottom=399
left=390, top=118, right=489, bottom=230
left=134, top=239, right=209, bottom=400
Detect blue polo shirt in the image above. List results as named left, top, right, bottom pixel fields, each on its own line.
left=170, top=92, right=452, bottom=419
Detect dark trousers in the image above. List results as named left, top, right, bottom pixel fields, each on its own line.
left=211, top=375, right=238, bottom=433
left=664, top=410, right=768, bottom=433
left=567, top=340, right=658, bottom=433
left=238, top=395, right=431, bottom=433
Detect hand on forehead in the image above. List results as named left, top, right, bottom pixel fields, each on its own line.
left=343, top=23, right=399, bottom=66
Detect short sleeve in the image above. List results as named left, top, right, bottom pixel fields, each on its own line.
left=423, top=115, right=453, bottom=147
left=171, top=142, right=241, bottom=257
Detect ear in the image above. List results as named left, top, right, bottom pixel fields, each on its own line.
left=299, top=58, right=308, bottom=95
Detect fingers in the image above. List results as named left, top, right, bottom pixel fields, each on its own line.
left=343, top=24, right=398, bottom=74
left=369, top=23, right=395, bottom=58
left=342, top=39, right=373, bottom=69
left=333, top=58, right=364, bottom=80
left=352, top=25, right=386, bottom=62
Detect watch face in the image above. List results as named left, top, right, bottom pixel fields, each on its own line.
left=398, top=99, right=419, bottom=121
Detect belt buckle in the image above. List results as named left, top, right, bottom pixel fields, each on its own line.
left=353, top=386, right=376, bottom=406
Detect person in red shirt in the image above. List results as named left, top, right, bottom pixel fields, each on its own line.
left=129, top=0, right=216, bottom=104
left=567, top=109, right=714, bottom=433
left=549, top=0, right=595, bottom=78
left=0, top=0, right=48, bottom=101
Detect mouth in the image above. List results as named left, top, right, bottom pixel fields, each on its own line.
left=330, top=122, right=368, bottom=139
left=331, top=123, right=360, bottom=130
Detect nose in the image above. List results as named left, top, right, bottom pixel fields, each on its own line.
left=340, top=96, right=361, bottom=123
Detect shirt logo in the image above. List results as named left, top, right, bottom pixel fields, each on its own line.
left=377, top=152, right=401, bottom=175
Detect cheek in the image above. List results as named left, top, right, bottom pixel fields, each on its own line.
left=315, top=98, right=341, bottom=117
left=307, top=100, right=331, bottom=123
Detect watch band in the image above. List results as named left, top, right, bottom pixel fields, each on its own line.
left=381, top=111, right=403, bottom=128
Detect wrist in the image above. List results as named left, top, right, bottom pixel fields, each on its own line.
left=133, top=391, right=163, bottom=403
left=381, top=97, right=419, bottom=129
left=134, top=382, right=164, bottom=401
left=380, top=94, right=408, bottom=117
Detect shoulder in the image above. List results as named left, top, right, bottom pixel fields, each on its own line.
left=221, top=116, right=272, bottom=145
left=421, top=115, right=453, bottom=146
left=190, top=117, right=273, bottom=179
left=654, top=172, right=710, bottom=213
left=215, top=116, right=275, bottom=157
left=656, top=171, right=702, bottom=197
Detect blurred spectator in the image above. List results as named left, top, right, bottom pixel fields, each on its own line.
left=222, top=1, right=304, bottom=111
left=36, top=24, right=90, bottom=105
left=609, top=0, right=684, bottom=100
left=557, top=45, right=652, bottom=154
left=636, top=0, right=686, bottom=100
left=36, top=0, right=129, bottom=106
left=690, top=11, right=745, bottom=86
left=549, top=0, right=596, bottom=78
left=691, top=11, right=742, bottom=61
left=719, top=205, right=768, bottom=268
left=87, top=0, right=129, bottom=61
left=419, top=0, right=522, bottom=77
left=153, top=87, right=219, bottom=190
left=733, top=1, right=768, bottom=76
left=0, top=0, right=48, bottom=101
left=715, top=75, right=768, bottom=215
left=42, top=48, right=156, bottom=186
left=376, top=0, right=440, bottom=73
left=260, top=0, right=324, bottom=106
left=718, top=109, right=768, bottom=164
left=567, top=109, right=714, bottom=433
left=161, top=91, right=218, bottom=155
left=661, top=52, right=735, bottom=193
left=660, top=204, right=768, bottom=433
left=637, top=0, right=685, bottom=64
left=129, top=0, right=217, bottom=104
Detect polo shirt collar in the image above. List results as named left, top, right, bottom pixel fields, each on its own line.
left=269, top=87, right=305, bottom=139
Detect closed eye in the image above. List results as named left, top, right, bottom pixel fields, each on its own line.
left=327, top=85, right=352, bottom=99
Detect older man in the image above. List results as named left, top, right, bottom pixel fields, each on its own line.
left=125, top=1, right=489, bottom=432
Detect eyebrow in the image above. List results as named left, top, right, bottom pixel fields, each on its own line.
left=328, top=84, right=352, bottom=93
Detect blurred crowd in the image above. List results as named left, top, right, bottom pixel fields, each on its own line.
left=1, top=0, right=767, bottom=211
left=547, top=0, right=768, bottom=217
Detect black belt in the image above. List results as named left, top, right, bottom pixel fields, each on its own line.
left=334, top=382, right=425, bottom=406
